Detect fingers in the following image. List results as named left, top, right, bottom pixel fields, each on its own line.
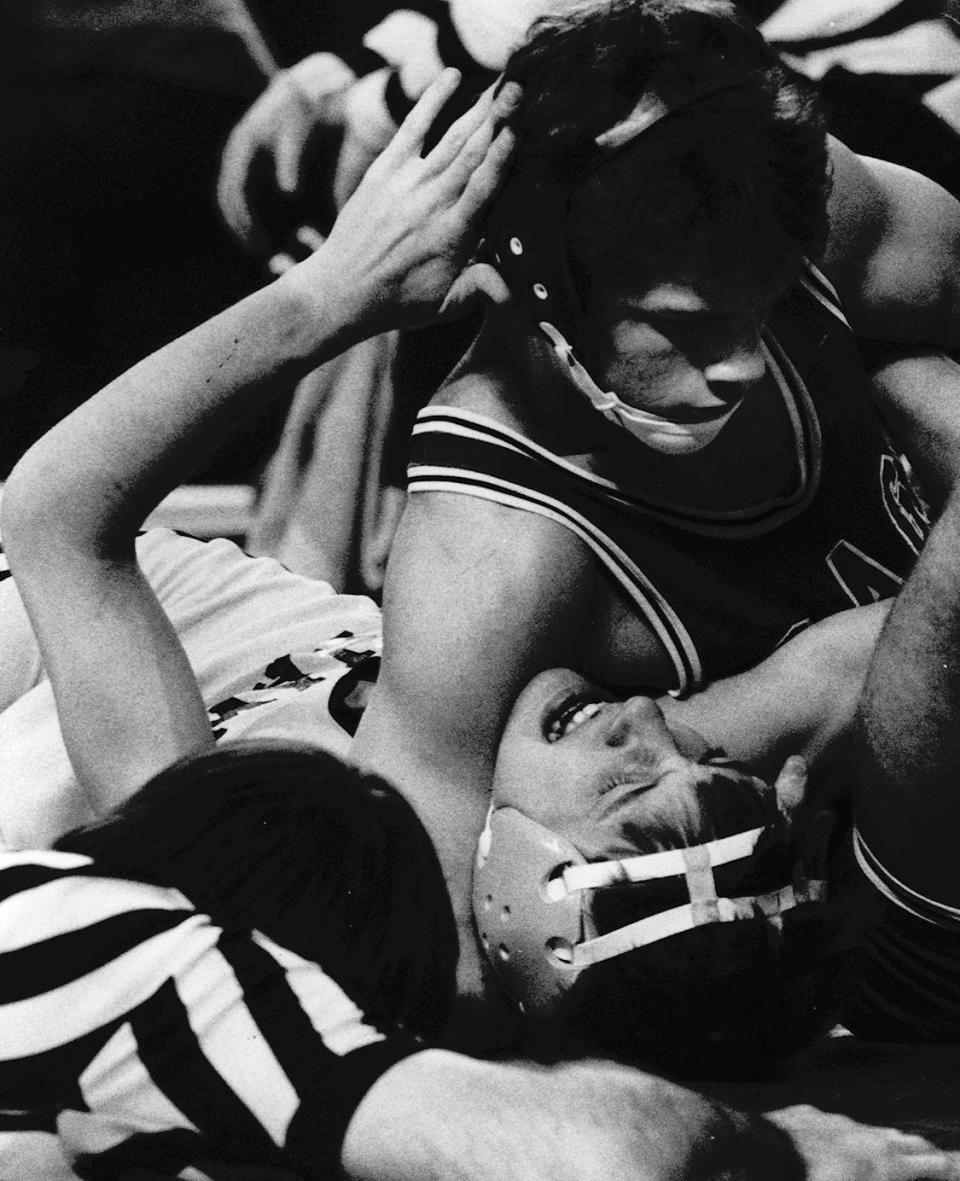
left=388, top=68, right=462, bottom=157
left=463, top=262, right=512, bottom=306
left=491, top=78, right=523, bottom=125
left=773, top=754, right=808, bottom=816
left=428, top=80, right=522, bottom=178
left=217, top=129, right=257, bottom=245
left=426, top=81, right=498, bottom=172
left=296, top=225, right=325, bottom=252
left=267, top=225, right=324, bottom=276
left=769, top=1107, right=960, bottom=1181
left=275, top=119, right=308, bottom=194
left=884, top=1147, right=960, bottom=1180
left=267, top=251, right=296, bottom=277
left=455, top=123, right=517, bottom=221
left=879, top=1130, right=959, bottom=1178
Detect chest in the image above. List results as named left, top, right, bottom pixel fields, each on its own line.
left=415, top=272, right=930, bottom=692
left=578, top=580, right=675, bottom=690
left=595, top=362, right=802, bottom=515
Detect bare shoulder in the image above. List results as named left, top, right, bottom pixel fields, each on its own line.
left=822, top=136, right=960, bottom=342
left=353, top=467, right=594, bottom=777
left=386, top=478, right=594, bottom=646
left=429, top=356, right=532, bottom=430
left=820, top=137, right=886, bottom=289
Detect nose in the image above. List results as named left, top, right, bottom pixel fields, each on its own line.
left=605, top=696, right=678, bottom=757
left=703, top=332, right=765, bottom=389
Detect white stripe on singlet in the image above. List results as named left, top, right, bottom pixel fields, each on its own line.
left=854, top=827, right=960, bottom=927
left=408, top=469, right=703, bottom=690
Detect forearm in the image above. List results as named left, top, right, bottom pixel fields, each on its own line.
left=0, top=263, right=368, bottom=812
left=3, top=66, right=517, bottom=563
left=0, top=73, right=516, bottom=815
left=2, top=265, right=359, bottom=563
left=661, top=602, right=888, bottom=785
left=342, top=1050, right=802, bottom=1181
left=854, top=482, right=960, bottom=901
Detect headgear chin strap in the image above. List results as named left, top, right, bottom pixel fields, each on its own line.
left=485, top=78, right=753, bottom=454
left=472, top=805, right=824, bottom=1020
left=538, top=324, right=745, bottom=455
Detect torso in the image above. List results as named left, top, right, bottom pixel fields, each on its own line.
left=410, top=264, right=931, bottom=693
left=0, top=530, right=383, bottom=850
left=0, top=850, right=422, bottom=1179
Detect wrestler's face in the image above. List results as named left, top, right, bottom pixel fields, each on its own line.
left=583, top=257, right=800, bottom=428
left=491, top=668, right=719, bottom=856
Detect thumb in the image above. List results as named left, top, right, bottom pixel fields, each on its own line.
left=774, top=754, right=808, bottom=817
left=439, top=262, right=512, bottom=319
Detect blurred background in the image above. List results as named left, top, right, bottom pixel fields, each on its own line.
left=2, top=0, right=959, bottom=535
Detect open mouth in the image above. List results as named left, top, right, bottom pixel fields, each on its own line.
left=545, top=696, right=608, bottom=742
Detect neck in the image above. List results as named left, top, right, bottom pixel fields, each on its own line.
left=462, top=313, right=611, bottom=454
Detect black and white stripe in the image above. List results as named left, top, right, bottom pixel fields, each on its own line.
left=0, top=852, right=423, bottom=1179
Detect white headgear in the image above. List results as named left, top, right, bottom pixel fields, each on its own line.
left=473, top=804, right=824, bottom=1020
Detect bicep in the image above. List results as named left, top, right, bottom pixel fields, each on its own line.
left=823, top=138, right=960, bottom=345
left=862, top=346, right=960, bottom=508
left=353, top=492, right=591, bottom=797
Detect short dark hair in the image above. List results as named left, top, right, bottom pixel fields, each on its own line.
left=55, top=743, right=457, bottom=1038
left=539, top=767, right=881, bottom=1079
left=501, top=0, right=830, bottom=291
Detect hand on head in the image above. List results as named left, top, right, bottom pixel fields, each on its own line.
left=217, top=52, right=355, bottom=255
left=298, top=69, right=519, bottom=336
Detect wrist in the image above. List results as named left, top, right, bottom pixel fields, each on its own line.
left=275, top=248, right=378, bottom=356
left=713, top=1107, right=807, bottom=1181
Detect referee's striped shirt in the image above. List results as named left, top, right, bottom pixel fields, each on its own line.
left=0, top=850, right=425, bottom=1179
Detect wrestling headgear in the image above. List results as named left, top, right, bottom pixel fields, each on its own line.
left=485, top=79, right=752, bottom=454
left=472, top=803, right=825, bottom=1020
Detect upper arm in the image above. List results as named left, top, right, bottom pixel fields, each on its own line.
left=353, top=489, right=593, bottom=825
left=0, top=500, right=212, bottom=817
left=822, top=137, right=960, bottom=346
left=862, top=346, right=960, bottom=508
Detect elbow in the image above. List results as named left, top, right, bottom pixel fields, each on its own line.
left=1, top=445, right=124, bottom=575
left=1, top=450, right=55, bottom=568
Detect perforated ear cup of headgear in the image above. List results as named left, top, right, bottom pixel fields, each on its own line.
left=472, top=801, right=827, bottom=1022
left=482, top=78, right=758, bottom=452
left=473, top=806, right=592, bottom=1015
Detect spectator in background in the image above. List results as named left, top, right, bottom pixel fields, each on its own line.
left=752, top=0, right=960, bottom=200
left=0, top=0, right=277, bottom=480
left=219, top=1, right=570, bottom=592
left=218, top=0, right=960, bottom=593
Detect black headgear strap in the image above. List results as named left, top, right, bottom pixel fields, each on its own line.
left=484, top=77, right=754, bottom=360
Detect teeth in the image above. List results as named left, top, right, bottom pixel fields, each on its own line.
left=547, top=700, right=603, bottom=742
